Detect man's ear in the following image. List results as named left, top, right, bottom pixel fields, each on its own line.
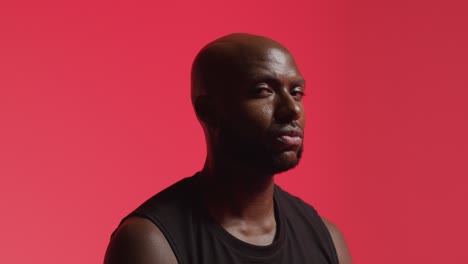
left=194, top=95, right=218, bottom=126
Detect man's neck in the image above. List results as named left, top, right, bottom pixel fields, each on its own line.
left=199, top=161, right=278, bottom=245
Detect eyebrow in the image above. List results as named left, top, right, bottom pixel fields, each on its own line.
left=291, top=78, right=306, bottom=88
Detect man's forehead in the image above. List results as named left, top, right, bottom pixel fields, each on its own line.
left=218, top=49, right=299, bottom=89
left=262, top=48, right=291, bottom=64
left=248, top=48, right=299, bottom=73
left=191, top=33, right=302, bottom=102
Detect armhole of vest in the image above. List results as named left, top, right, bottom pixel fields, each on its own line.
left=114, top=212, right=185, bottom=264
left=314, top=211, right=340, bottom=264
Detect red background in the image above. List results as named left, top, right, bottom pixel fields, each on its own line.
left=1, top=0, right=467, bottom=263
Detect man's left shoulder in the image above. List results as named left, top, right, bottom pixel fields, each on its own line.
left=320, top=217, right=353, bottom=264
left=274, top=185, right=352, bottom=263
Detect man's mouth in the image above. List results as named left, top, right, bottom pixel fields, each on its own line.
left=276, top=135, right=303, bottom=146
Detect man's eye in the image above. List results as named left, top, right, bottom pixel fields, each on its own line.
left=254, top=87, right=273, bottom=97
left=291, top=90, right=305, bottom=100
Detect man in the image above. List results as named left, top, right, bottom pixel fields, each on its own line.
left=104, top=33, right=352, bottom=264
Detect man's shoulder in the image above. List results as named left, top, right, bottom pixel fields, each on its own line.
left=321, top=217, right=353, bottom=264
left=125, top=174, right=200, bottom=226
left=124, top=174, right=197, bottom=217
left=104, top=217, right=178, bottom=264
left=274, top=184, right=352, bottom=263
left=144, top=175, right=198, bottom=204
left=105, top=175, right=201, bottom=264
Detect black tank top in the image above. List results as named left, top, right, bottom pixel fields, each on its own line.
left=116, top=174, right=339, bottom=264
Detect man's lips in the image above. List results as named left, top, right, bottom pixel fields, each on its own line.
left=273, top=128, right=304, bottom=147
left=277, top=135, right=303, bottom=146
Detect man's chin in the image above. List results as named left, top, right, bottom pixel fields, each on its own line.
left=268, top=149, right=303, bottom=174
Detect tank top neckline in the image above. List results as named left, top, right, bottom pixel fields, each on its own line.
left=192, top=172, right=287, bottom=260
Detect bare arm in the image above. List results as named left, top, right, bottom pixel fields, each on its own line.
left=104, top=217, right=178, bottom=264
left=321, top=217, right=353, bottom=264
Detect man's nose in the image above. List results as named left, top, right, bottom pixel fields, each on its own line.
left=274, top=92, right=302, bottom=123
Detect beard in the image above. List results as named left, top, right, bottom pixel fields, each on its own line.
left=216, top=120, right=303, bottom=176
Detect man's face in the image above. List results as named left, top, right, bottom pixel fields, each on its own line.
left=216, top=47, right=306, bottom=175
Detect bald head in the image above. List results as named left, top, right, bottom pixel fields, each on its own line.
left=190, top=33, right=306, bottom=174
left=191, top=33, right=296, bottom=108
